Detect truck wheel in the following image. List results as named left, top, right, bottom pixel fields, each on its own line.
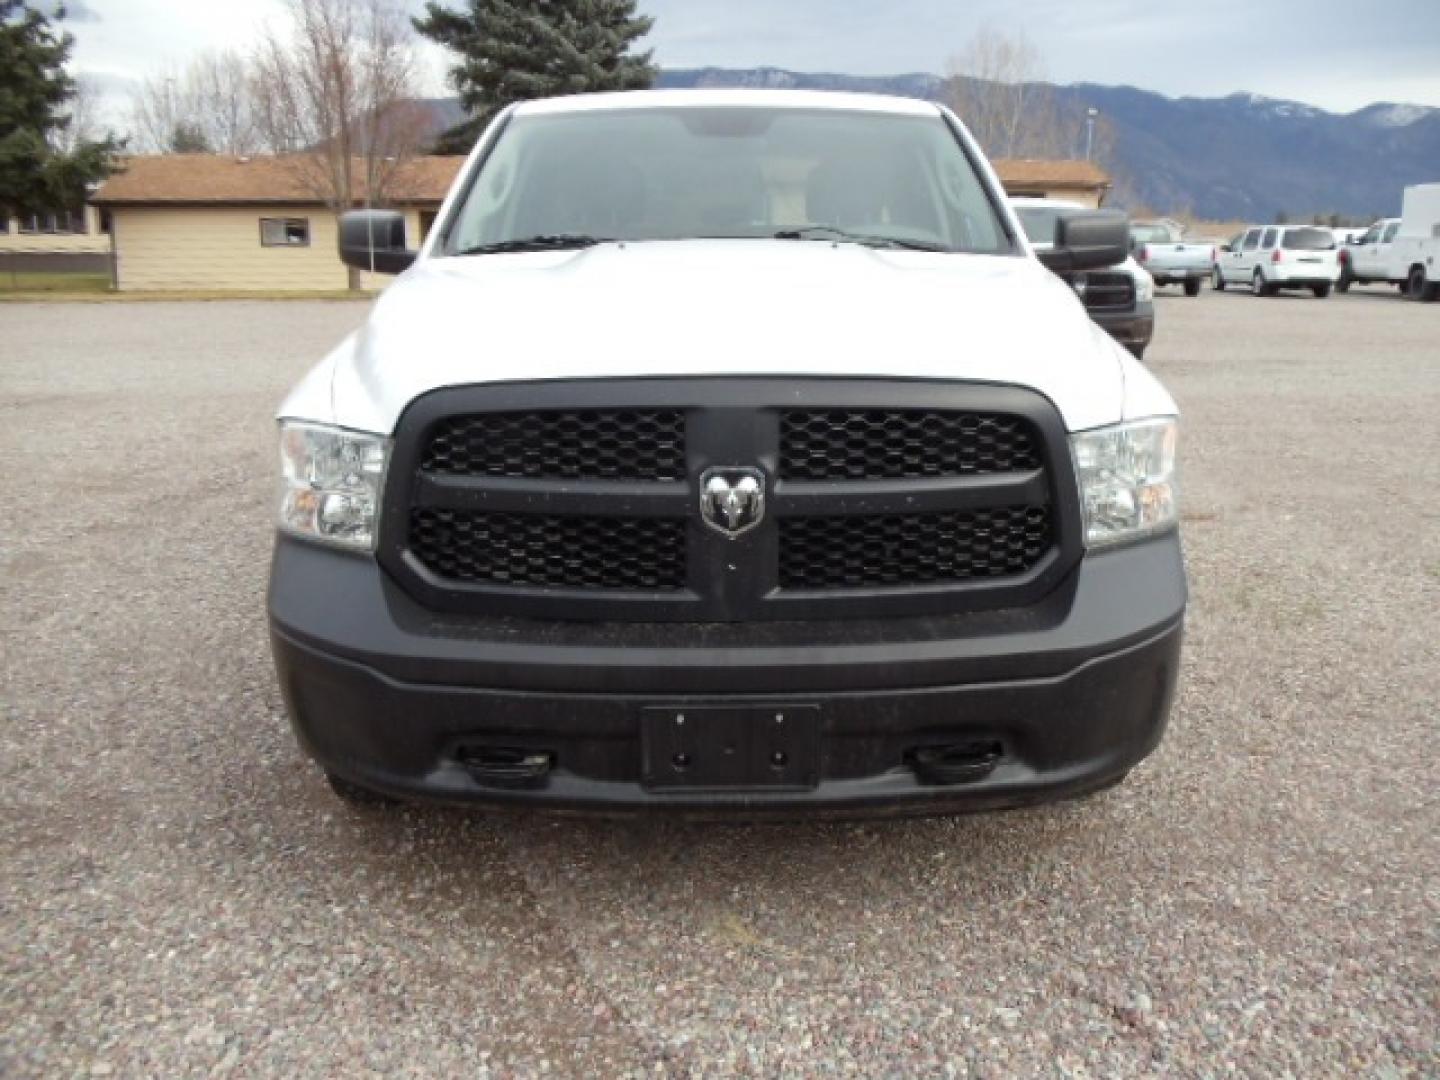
left=325, top=771, right=399, bottom=806
left=1408, top=266, right=1439, bottom=302
left=1184, top=278, right=1201, bottom=297
left=1312, top=283, right=1331, bottom=299
left=1212, top=267, right=1226, bottom=291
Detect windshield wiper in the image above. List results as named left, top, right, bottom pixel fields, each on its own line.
left=454, top=234, right=611, bottom=255
left=773, top=226, right=951, bottom=252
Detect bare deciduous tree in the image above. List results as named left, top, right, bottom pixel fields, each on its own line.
left=51, top=73, right=101, bottom=153
left=251, top=0, right=423, bottom=288
left=188, top=51, right=258, bottom=154
left=947, top=28, right=1054, bottom=159
left=129, top=50, right=260, bottom=154
left=946, top=27, right=1086, bottom=161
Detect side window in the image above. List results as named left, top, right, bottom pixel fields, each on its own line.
left=1381, top=222, right=1399, bottom=244
left=1260, top=228, right=1277, bottom=249
left=260, top=217, right=311, bottom=247
left=1242, top=229, right=1260, bottom=250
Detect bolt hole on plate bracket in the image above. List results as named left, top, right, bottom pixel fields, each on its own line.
left=640, top=705, right=820, bottom=791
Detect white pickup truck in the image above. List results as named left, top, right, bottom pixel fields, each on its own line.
left=1340, top=185, right=1440, bottom=301
left=1129, top=222, right=1212, bottom=296
left=268, top=89, right=1185, bottom=816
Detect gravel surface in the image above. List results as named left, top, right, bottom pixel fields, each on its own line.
left=2, top=287, right=1437, bottom=1077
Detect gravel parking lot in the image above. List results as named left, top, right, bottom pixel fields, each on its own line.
left=3, top=286, right=1436, bottom=1076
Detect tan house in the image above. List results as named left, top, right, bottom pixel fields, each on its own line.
left=89, top=153, right=1112, bottom=292
left=91, top=155, right=462, bottom=292
left=991, top=158, right=1112, bottom=208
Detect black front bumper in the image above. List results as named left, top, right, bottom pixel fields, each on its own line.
left=1090, top=301, right=1155, bottom=350
left=269, top=533, right=1185, bottom=816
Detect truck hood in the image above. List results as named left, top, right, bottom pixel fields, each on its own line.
left=315, top=240, right=1129, bottom=433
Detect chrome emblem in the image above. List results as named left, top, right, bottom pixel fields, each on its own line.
left=700, top=468, right=766, bottom=537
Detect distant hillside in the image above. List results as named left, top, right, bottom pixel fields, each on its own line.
left=418, top=69, right=1440, bottom=221
left=657, top=68, right=1439, bottom=220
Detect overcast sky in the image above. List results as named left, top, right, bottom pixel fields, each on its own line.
left=66, top=0, right=1440, bottom=127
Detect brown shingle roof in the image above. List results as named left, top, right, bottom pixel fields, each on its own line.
left=92, top=154, right=465, bottom=206
left=992, top=158, right=1111, bottom=191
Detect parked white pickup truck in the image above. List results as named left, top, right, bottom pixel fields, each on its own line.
left=268, top=89, right=1185, bottom=816
left=1340, top=185, right=1440, bottom=301
left=1129, top=222, right=1212, bottom=296
left=1338, top=217, right=1400, bottom=292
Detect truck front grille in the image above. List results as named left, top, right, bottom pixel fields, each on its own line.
left=780, top=506, right=1054, bottom=589
left=410, top=509, right=687, bottom=590
left=1080, top=271, right=1136, bottom=312
left=780, top=409, right=1041, bottom=480
left=383, top=380, right=1081, bottom=621
left=422, top=409, right=685, bottom=480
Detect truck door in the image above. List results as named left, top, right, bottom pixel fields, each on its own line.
left=1376, top=220, right=1401, bottom=281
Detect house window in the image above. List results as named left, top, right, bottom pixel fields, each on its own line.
left=260, top=217, right=311, bottom=247
left=16, top=209, right=86, bottom=234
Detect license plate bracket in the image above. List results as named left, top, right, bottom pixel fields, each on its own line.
left=641, top=705, right=820, bottom=791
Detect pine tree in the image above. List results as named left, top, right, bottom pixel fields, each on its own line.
left=169, top=121, right=212, bottom=154
left=415, top=0, right=657, bottom=152
left=0, top=0, right=118, bottom=215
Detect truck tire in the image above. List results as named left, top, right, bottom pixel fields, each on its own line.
left=325, top=771, right=399, bottom=806
left=1184, top=278, right=1201, bottom=297
left=1408, top=266, right=1439, bottom=302
left=1312, top=283, right=1331, bottom=299
left=1212, top=267, right=1226, bottom=291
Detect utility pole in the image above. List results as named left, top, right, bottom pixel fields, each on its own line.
left=1084, top=107, right=1098, bottom=161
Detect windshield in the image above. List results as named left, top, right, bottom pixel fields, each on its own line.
left=443, top=107, right=1013, bottom=255
left=1282, top=227, right=1336, bottom=251
left=1130, top=223, right=1176, bottom=244
left=1014, top=207, right=1064, bottom=246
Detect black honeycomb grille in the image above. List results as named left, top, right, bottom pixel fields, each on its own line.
left=410, top=509, right=686, bottom=590
left=780, top=410, right=1042, bottom=480
left=422, top=410, right=685, bottom=481
left=1080, top=271, right=1136, bottom=312
left=779, top=506, right=1054, bottom=589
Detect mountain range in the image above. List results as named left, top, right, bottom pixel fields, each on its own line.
left=417, top=68, right=1440, bottom=222
left=657, top=69, right=1439, bottom=221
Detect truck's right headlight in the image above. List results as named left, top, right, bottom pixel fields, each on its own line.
left=1070, top=417, right=1178, bottom=549
left=277, top=421, right=390, bottom=551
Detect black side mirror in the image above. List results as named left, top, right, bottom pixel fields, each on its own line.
left=339, top=209, right=416, bottom=274
left=1036, top=210, right=1130, bottom=275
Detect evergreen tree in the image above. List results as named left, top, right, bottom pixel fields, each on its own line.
left=415, top=0, right=656, bottom=152
left=169, top=121, right=212, bottom=154
left=0, top=0, right=118, bottom=215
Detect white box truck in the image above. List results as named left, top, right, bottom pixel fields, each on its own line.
left=1390, top=183, right=1440, bottom=301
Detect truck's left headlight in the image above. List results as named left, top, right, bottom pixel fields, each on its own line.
left=1070, top=417, right=1178, bottom=550
left=1134, top=271, right=1154, bottom=303
left=277, top=421, right=390, bottom=551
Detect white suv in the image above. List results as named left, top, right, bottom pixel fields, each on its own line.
left=1212, top=224, right=1340, bottom=297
